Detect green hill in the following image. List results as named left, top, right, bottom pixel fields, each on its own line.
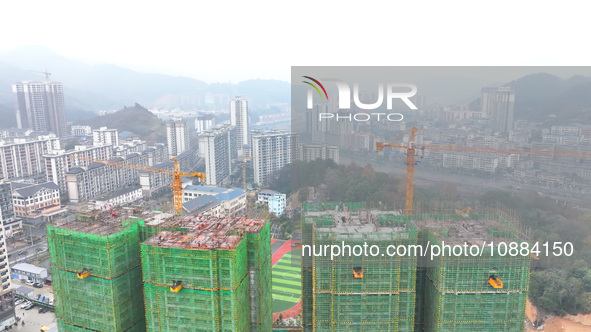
left=78, top=103, right=166, bottom=144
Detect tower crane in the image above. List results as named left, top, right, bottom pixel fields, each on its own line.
left=376, top=127, right=420, bottom=215
left=27, top=69, right=51, bottom=81
left=377, top=127, right=591, bottom=215
left=68, top=155, right=205, bottom=215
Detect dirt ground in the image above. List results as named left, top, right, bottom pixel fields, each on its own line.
left=542, top=317, right=591, bottom=332
left=526, top=299, right=591, bottom=331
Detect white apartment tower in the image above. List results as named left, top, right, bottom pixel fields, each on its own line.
left=251, top=130, right=297, bottom=185
left=481, top=87, right=515, bottom=134
left=195, top=114, right=215, bottom=134
left=12, top=81, right=67, bottom=137
left=93, top=127, right=119, bottom=146
left=229, top=97, right=249, bottom=151
left=167, top=120, right=189, bottom=157
left=198, top=125, right=237, bottom=186
left=0, top=134, right=61, bottom=182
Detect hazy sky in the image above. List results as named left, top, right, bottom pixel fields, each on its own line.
left=1, top=1, right=589, bottom=83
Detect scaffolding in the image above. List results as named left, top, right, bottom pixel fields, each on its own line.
left=57, top=319, right=146, bottom=332
left=48, top=218, right=142, bottom=279
left=424, top=281, right=526, bottom=332
left=412, top=214, right=530, bottom=332
left=302, top=202, right=366, bottom=212
left=141, top=216, right=271, bottom=332
left=49, top=213, right=145, bottom=332
left=302, top=207, right=417, bottom=331
left=143, top=281, right=250, bottom=331
left=247, top=222, right=272, bottom=331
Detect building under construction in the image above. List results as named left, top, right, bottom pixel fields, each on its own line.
left=301, top=202, right=417, bottom=331
left=301, top=203, right=530, bottom=332
left=413, top=213, right=530, bottom=332
left=48, top=207, right=271, bottom=331
left=47, top=210, right=146, bottom=331
left=140, top=214, right=272, bottom=331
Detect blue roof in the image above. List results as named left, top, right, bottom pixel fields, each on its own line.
left=183, top=195, right=221, bottom=213
left=182, top=187, right=245, bottom=213
left=119, top=131, right=133, bottom=137
left=184, top=185, right=228, bottom=194
left=216, top=189, right=245, bottom=201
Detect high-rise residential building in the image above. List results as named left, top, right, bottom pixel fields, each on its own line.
left=195, top=114, right=215, bottom=133
left=93, top=126, right=119, bottom=147
left=301, top=203, right=530, bottom=332
left=250, top=130, right=297, bottom=185
left=166, top=120, right=189, bottom=157
left=12, top=81, right=66, bottom=137
left=198, top=125, right=237, bottom=186
left=0, top=181, right=16, bottom=329
left=48, top=213, right=145, bottom=331
left=230, top=97, right=249, bottom=151
left=481, top=87, right=515, bottom=133
left=47, top=209, right=271, bottom=331
left=0, top=134, right=61, bottom=182
left=141, top=215, right=271, bottom=331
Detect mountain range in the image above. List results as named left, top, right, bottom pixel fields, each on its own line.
left=1, top=47, right=591, bottom=130
left=0, top=45, right=290, bottom=128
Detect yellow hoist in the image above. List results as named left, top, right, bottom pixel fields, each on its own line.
left=171, top=280, right=183, bottom=292
left=77, top=269, right=91, bottom=279
left=353, top=267, right=363, bottom=279
left=488, top=275, right=503, bottom=289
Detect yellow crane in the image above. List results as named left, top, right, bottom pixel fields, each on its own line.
left=376, top=127, right=419, bottom=215
left=68, top=155, right=205, bottom=215
left=377, top=127, right=591, bottom=215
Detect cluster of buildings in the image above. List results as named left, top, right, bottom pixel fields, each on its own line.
left=47, top=208, right=272, bottom=331
left=198, top=97, right=339, bottom=188
left=301, top=202, right=530, bottom=332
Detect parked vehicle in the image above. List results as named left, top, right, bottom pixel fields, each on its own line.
left=20, top=301, right=31, bottom=309
left=49, top=299, right=53, bottom=305
left=32, top=282, right=43, bottom=288
left=24, top=303, right=36, bottom=310
left=38, top=307, right=48, bottom=314
left=14, top=298, right=23, bottom=305
left=26, top=280, right=34, bottom=286
left=44, top=280, right=52, bottom=286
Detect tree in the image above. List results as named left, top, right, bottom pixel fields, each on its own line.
left=298, top=187, right=309, bottom=203
left=439, top=183, right=459, bottom=201
left=361, top=164, right=376, bottom=181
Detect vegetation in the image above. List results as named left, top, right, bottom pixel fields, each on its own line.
left=77, top=103, right=166, bottom=144
left=479, top=190, right=591, bottom=316
left=272, top=159, right=591, bottom=316
left=271, top=159, right=405, bottom=208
